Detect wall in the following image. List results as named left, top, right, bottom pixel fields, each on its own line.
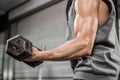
left=0, top=31, right=9, bottom=80
left=9, top=0, right=52, bottom=20
left=0, top=32, right=5, bottom=80
left=11, top=1, right=73, bottom=80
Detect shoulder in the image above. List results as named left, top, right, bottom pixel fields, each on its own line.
left=75, top=0, right=102, bottom=4
left=75, top=0, right=100, bottom=7
left=75, top=0, right=100, bottom=15
left=75, top=0, right=100, bottom=3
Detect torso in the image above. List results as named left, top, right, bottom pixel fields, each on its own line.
left=67, top=0, right=120, bottom=78
left=98, top=0, right=111, bottom=26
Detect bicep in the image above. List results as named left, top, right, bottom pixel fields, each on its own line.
left=74, top=0, right=100, bottom=53
left=75, top=0, right=100, bottom=17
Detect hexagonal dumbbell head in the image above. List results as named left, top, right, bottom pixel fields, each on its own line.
left=6, top=34, right=43, bottom=67
left=6, top=35, right=32, bottom=61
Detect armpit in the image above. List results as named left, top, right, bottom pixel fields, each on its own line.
left=98, top=0, right=111, bottom=26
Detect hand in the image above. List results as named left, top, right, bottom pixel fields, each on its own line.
left=25, top=47, right=42, bottom=61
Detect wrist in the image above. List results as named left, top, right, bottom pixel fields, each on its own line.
left=36, top=50, right=52, bottom=61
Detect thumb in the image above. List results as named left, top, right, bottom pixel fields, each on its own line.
left=32, top=47, right=38, bottom=50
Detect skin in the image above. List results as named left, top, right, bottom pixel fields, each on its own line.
left=25, top=0, right=110, bottom=61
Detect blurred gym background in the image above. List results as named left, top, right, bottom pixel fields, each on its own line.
left=0, top=0, right=119, bottom=80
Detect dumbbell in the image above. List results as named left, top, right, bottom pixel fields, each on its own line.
left=5, top=34, right=43, bottom=67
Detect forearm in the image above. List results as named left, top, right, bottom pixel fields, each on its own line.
left=38, top=38, right=88, bottom=61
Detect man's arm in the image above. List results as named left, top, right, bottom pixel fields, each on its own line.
left=26, top=0, right=100, bottom=61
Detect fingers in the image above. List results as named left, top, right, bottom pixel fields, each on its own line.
left=25, top=47, right=41, bottom=61
left=24, top=56, right=33, bottom=61
left=32, top=47, right=38, bottom=54
left=24, top=53, right=37, bottom=61
left=24, top=47, right=36, bottom=61
left=32, top=46, right=41, bottom=51
left=32, top=47, right=38, bottom=50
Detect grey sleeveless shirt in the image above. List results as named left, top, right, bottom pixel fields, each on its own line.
left=65, top=0, right=120, bottom=79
